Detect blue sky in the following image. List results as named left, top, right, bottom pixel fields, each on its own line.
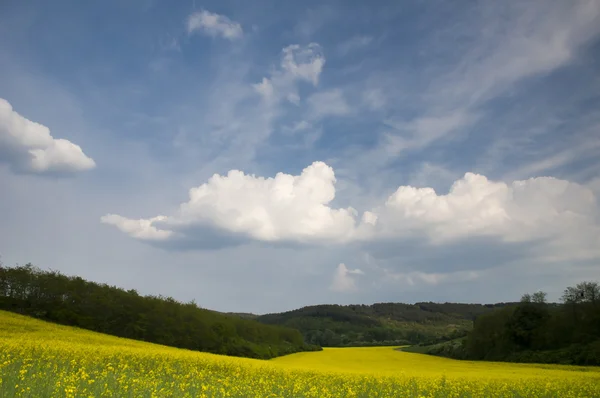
left=1, top=0, right=599, bottom=313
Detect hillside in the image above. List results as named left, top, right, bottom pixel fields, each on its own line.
left=255, top=302, right=515, bottom=347
left=2, top=310, right=599, bottom=397
left=0, top=263, right=320, bottom=359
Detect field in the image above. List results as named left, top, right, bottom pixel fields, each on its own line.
left=1, top=310, right=599, bottom=397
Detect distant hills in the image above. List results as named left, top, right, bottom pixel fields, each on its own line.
left=243, top=302, right=517, bottom=347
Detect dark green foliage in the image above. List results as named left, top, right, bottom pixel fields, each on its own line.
left=0, top=263, right=321, bottom=359
left=408, top=281, right=600, bottom=366
left=256, top=302, right=513, bottom=347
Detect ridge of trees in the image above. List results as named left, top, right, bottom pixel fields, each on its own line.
left=405, top=281, right=600, bottom=366
left=255, top=302, right=516, bottom=347
left=0, top=263, right=320, bottom=359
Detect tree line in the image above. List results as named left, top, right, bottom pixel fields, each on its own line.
left=415, top=281, right=600, bottom=366
left=0, top=263, right=320, bottom=359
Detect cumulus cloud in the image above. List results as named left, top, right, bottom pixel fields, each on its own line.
left=102, top=161, right=357, bottom=245
left=0, top=98, right=96, bottom=174
left=102, top=162, right=600, bottom=266
left=363, top=172, right=598, bottom=245
left=253, top=43, right=325, bottom=105
left=187, top=10, right=243, bottom=40
left=330, top=263, right=364, bottom=292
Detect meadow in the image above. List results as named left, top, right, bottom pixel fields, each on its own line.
left=1, top=310, right=599, bottom=398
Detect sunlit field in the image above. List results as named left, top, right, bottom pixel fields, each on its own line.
left=1, top=310, right=599, bottom=397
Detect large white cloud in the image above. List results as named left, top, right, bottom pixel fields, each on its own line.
left=102, top=162, right=600, bottom=265
left=0, top=98, right=95, bottom=174
left=102, top=161, right=357, bottom=244
left=362, top=172, right=598, bottom=245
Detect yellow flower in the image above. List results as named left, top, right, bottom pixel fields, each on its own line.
left=1, top=310, right=600, bottom=398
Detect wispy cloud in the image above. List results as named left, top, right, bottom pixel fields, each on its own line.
left=187, top=10, right=243, bottom=40
left=337, top=35, right=373, bottom=56
left=381, top=111, right=475, bottom=157
left=355, top=1, right=600, bottom=174
left=503, top=138, right=600, bottom=181
left=307, top=89, right=351, bottom=119
left=253, top=43, right=325, bottom=106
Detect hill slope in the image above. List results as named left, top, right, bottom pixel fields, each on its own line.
left=0, top=263, right=319, bottom=359
left=255, top=302, right=515, bottom=346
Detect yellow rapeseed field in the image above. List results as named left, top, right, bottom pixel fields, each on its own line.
left=1, top=310, right=599, bottom=397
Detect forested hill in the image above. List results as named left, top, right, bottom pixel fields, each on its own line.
left=0, top=263, right=320, bottom=359
left=403, top=281, right=600, bottom=366
left=254, top=302, right=516, bottom=347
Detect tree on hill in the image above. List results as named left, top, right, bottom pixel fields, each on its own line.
left=427, top=281, right=600, bottom=366
left=562, top=281, right=599, bottom=304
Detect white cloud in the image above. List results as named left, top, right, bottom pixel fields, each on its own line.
left=364, top=172, right=598, bottom=246
left=103, top=162, right=600, bottom=268
left=100, top=214, right=173, bottom=240
left=0, top=98, right=95, bottom=174
left=253, top=44, right=325, bottom=105
left=187, top=10, right=243, bottom=40
left=103, top=161, right=358, bottom=244
left=281, top=44, right=325, bottom=85
left=330, top=263, right=364, bottom=292
left=307, top=89, right=351, bottom=119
